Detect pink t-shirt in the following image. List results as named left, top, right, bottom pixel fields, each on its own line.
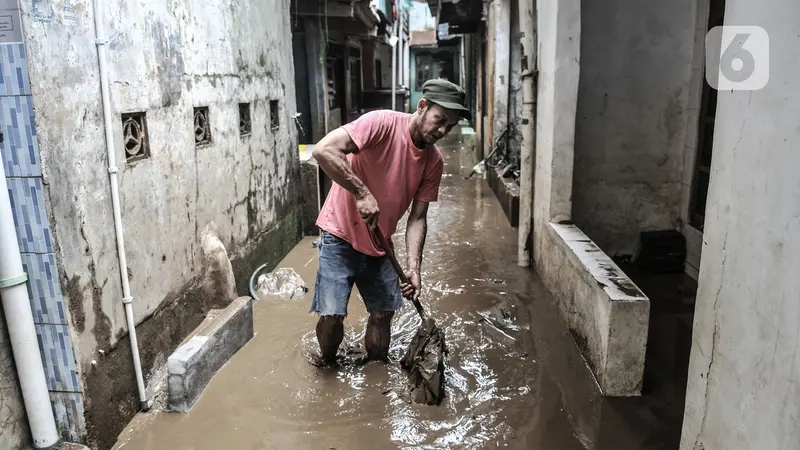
left=316, top=110, right=444, bottom=257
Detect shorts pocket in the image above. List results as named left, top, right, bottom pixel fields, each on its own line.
left=322, top=231, right=345, bottom=247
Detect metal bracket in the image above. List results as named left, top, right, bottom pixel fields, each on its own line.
left=0, top=273, right=28, bottom=289
left=292, top=112, right=306, bottom=137
left=94, top=38, right=109, bottom=46
left=122, top=296, right=133, bottom=304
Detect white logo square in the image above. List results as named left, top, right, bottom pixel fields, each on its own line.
left=706, top=26, right=770, bottom=91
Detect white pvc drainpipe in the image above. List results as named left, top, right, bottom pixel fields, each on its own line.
left=0, top=159, right=60, bottom=448
left=92, top=0, right=149, bottom=411
left=391, top=17, right=398, bottom=111
left=517, top=0, right=536, bottom=268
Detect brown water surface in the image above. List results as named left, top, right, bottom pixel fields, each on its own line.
left=113, top=147, right=681, bottom=450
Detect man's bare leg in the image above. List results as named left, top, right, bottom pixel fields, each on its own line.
left=365, top=311, right=394, bottom=361
left=316, top=315, right=344, bottom=365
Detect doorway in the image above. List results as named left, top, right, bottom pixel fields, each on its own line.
left=689, top=0, right=726, bottom=232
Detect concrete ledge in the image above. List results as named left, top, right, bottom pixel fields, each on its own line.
left=487, top=166, right=520, bottom=227
left=167, top=296, right=254, bottom=412
left=539, top=223, right=650, bottom=396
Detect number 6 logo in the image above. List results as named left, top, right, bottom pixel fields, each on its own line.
left=706, top=26, right=770, bottom=91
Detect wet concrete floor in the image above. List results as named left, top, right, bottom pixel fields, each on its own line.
left=113, top=145, right=684, bottom=450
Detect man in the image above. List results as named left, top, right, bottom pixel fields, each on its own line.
left=310, top=79, right=470, bottom=366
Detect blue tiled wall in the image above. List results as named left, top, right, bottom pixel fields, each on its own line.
left=0, top=42, right=85, bottom=442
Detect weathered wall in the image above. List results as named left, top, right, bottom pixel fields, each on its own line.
left=21, top=1, right=300, bottom=447
left=506, top=0, right=523, bottom=166
left=679, top=0, right=711, bottom=280
left=2, top=2, right=86, bottom=441
left=380, top=43, right=393, bottom=88
left=0, top=309, right=30, bottom=449
left=490, top=0, right=510, bottom=153
left=532, top=0, right=579, bottom=239
left=680, top=1, right=800, bottom=448
left=571, top=0, right=697, bottom=256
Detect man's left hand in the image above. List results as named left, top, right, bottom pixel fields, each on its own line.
left=401, top=270, right=421, bottom=301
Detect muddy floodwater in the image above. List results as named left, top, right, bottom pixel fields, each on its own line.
left=114, top=146, right=683, bottom=450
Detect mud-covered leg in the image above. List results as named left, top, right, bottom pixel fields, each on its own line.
left=365, top=311, right=394, bottom=361
left=316, top=315, right=345, bottom=365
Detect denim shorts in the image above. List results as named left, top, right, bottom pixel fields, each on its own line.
left=310, top=231, right=404, bottom=316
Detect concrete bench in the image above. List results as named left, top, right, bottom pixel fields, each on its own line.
left=539, top=223, right=650, bottom=396
left=167, top=297, right=254, bottom=412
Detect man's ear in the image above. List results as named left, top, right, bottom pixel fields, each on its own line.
left=417, top=98, right=428, bottom=113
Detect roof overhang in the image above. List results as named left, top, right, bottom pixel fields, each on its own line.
left=292, top=0, right=381, bottom=34
left=437, top=0, right=483, bottom=35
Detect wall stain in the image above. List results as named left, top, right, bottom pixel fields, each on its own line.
left=150, top=20, right=185, bottom=108
left=65, top=275, right=86, bottom=333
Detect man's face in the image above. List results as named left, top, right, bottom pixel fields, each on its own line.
left=418, top=101, right=461, bottom=145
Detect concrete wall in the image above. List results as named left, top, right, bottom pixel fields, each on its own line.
left=380, top=43, right=393, bottom=88
left=0, top=309, right=29, bottom=449
left=1, top=2, right=86, bottom=441
left=532, top=0, right=579, bottom=234
left=21, top=1, right=300, bottom=447
left=506, top=0, right=523, bottom=165
left=571, top=0, right=698, bottom=256
left=531, top=0, right=652, bottom=399
left=680, top=1, right=800, bottom=448
left=680, top=0, right=711, bottom=281
left=538, top=224, right=649, bottom=396
left=490, top=0, right=510, bottom=153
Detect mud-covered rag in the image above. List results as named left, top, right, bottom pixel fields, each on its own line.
left=401, top=317, right=447, bottom=406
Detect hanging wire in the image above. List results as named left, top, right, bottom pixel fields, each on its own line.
left=318, top=0, right=329, bottom=64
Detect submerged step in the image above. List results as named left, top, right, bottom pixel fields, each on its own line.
left=167, top=296, right=254, bottom=412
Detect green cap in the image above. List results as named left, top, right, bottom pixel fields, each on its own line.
left=422, top=79, right=471, bottom=121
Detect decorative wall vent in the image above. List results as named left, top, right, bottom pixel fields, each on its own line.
left=270, top=100, right=280, bottom=130
left=122, top=112, right=149, bottom=161
left=239, top=103, right=252, bottom=136
left=194, top=107, right=211, bottom=146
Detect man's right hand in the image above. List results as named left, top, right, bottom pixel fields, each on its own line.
left=356, top=190, right=380, bottom=229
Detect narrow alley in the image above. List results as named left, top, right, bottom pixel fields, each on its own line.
left=113, top=145, right=682, bottom=450
left=2, top=0, right=798, bottom=449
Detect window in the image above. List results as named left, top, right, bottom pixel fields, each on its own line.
left=415, top=54, right=435, bottom=91
left=239, top=103, right=252, bottom=136
left=193, top=107, right=211, bottom=146
left=270, top=100, right=280, bottom=129
left=121, top=112, right=149, bottom=162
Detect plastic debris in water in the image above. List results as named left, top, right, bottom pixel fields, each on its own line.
left=256, top=267, right=309, bottom=300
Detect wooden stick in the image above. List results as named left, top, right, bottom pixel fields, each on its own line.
left=369, top=227, right=427, bottom=320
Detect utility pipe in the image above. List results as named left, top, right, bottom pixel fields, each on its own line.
left=517, top=0, right=536, bottom=267
left=0, top=161, right=59, bottom=448
left=391, top=6, right=398, bottom=111
left=93, top=0, right=149, bottom=410
left=459, top=36, right=466, bottom=89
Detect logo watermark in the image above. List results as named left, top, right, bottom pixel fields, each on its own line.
left=705, top=26, right=770, bottom=91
